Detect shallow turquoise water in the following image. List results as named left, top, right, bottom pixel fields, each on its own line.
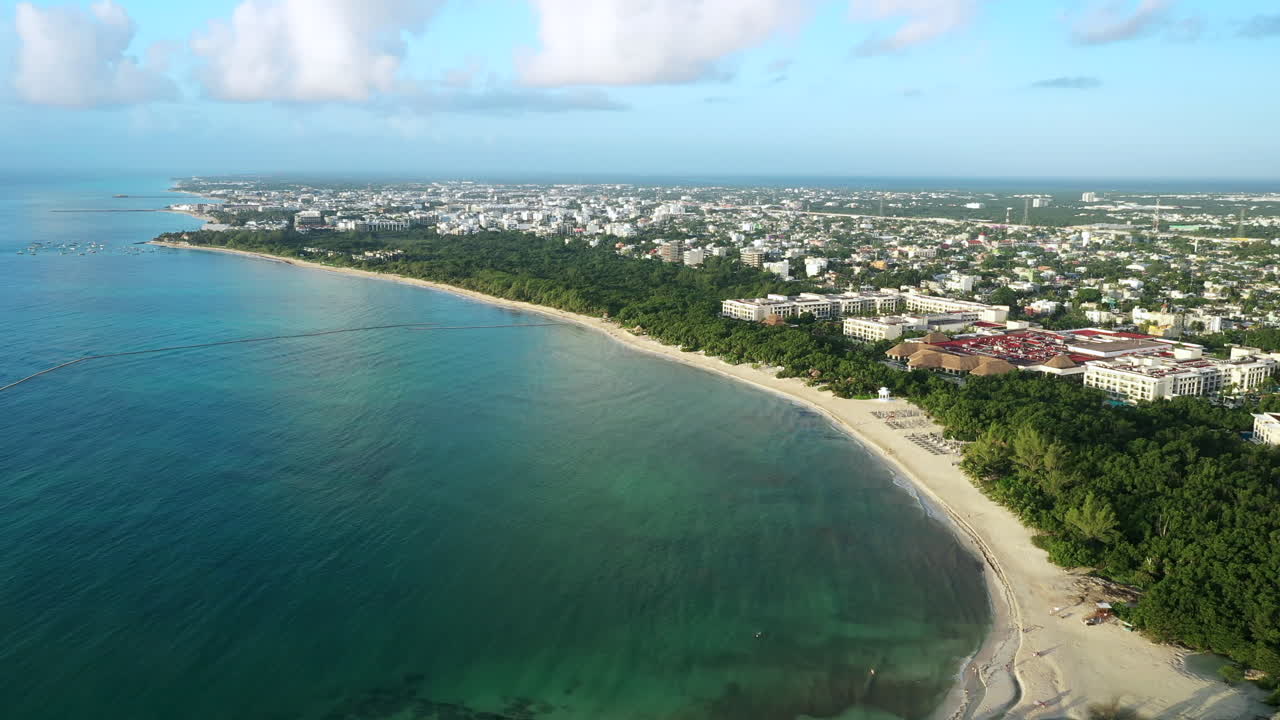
left=0, top=176, right=990, bottom=720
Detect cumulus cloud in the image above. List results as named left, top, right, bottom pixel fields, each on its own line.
left=1069, top=0, right=1172, bottom=45
left=1031, top=76, right=1102, bottom=89
left=519, top=0, right=808, bottom=87
left=190, top=0, right=441, bottom=102
left=13, top=1, right=177, bottom=107
left=1239, top=14, right=1280, bottom=38
left=851, top=0, right=978, bottom=56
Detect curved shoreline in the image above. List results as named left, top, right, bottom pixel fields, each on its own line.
left=150, top=240, right=1271, bottom=720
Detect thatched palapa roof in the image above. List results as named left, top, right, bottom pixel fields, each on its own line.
left=939, top=353, right=981, bottom=373
left=970, top=357, right=1018, bottom=376
left=908, top=349, right=945, bottom=369
left=888, top=342, right=944, bottom=359
left=1042, top=353, right=1077, bottom=370
left=887, top=342, right=921, bottom=358
left=921, top=331, right=951, bottom=344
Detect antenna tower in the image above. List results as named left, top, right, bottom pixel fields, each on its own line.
left=1237, top=208, right=1246, bottom=237
left=1153, top=197, right=1161, bottom=233
left=1022, top=198, right=1030, bottom=225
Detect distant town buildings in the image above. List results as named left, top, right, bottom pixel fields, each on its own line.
left=295, top=210, right=324, bottom=227
left=804, top=257, right=829, bottom=277
left=763, top=260, right=792, bottom=279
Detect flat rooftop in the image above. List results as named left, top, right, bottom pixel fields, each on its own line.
left=933, top=330, right=1089, bottom=367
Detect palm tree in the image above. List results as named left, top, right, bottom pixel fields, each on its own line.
left=1066, top=493, right=1121, bottom=544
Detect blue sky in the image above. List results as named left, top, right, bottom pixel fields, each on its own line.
left=0, top=0, right=1277, bottom=179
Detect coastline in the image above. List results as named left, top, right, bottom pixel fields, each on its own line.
left=160, top=208, right=219, bottom=225
left=160, top=189, right=225, bottom=226
left=150, top=240, right=1272, bottom=720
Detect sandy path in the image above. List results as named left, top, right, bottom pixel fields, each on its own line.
left=152, top=241, right=1274, bottom=720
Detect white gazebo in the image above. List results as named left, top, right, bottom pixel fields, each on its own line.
left=878, top=387, right=892, bottom=401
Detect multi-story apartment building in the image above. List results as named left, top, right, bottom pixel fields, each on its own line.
left=721, top=291, right=1010, bottom=328
left=791, top=294, right=838, bottom=319
left=720, top=295, right=797, bottom=322
left=1083, top=347, right=1276, bottom=403
left=843, top=316, right=913, bottom=342
left=1253, top=412, right=1280, bottom=445
left=763, top=260, right=792, bottom=279
left=658, top=241, right=683, bottom=263
left=831, top=292, right=904, bottom=316
left=899, top=293, right=1010, bottom=323
left=740, top=249, right=765, bottom=268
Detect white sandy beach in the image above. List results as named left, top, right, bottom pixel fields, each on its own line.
left=152, top=240, right=1275, bottom=720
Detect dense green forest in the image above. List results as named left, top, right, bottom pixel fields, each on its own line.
left=158, top=227, right=1280, bottom=696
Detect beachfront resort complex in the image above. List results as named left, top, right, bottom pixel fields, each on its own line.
left=723, top=290, right=1280, bottom=403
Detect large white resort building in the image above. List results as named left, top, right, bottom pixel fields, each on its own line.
left=1082, top=346, right=1277, bottom=403
left=720, top=291, right=1009, bottom=326
left=1254, top=412, right=1280, bottom=445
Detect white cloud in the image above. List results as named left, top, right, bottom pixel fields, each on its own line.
left=519, top=0, right=809, bottom=87
left=13, top=1, right=177, bottom=108
left=190, top=0, right=441, bottom=102
left=1069, top=0, right=1172, bottom=45
left=851, top=0, right=979, bottom=56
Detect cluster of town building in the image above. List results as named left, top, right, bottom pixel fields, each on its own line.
left=172, top=177, right=1280, bottom=424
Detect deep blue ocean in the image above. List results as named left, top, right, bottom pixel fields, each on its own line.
left=0, top=175, right=990, bottom=720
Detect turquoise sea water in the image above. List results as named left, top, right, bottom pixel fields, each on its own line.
left=0, top=175, right=990, bottom=720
